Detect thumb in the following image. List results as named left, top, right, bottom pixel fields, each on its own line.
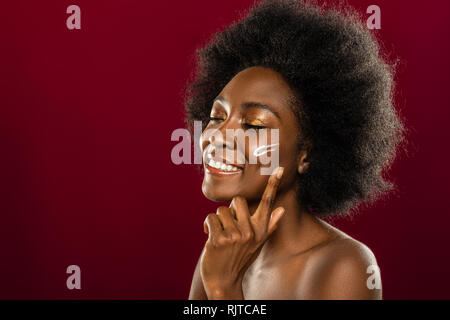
left=267, top=207, right=285, bottom=235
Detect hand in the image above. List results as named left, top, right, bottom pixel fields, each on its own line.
left=200, top=167, right=285, bottom=299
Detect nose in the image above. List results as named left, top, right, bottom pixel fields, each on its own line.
left=200, top=115, right=241, bottom=162
left=210, top=116, right=241, bottom=151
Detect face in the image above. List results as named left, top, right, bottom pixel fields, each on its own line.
left=200, top=66, right=304, bottom=204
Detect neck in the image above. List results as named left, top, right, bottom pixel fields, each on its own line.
left=247, top=188, right=327, bottom=262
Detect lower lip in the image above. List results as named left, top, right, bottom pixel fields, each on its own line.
left=205, top=164, right=242, bottom=176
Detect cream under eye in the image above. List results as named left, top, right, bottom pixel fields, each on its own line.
left=253, top=143, right=279, bottom=157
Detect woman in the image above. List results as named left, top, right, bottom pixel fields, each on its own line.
left=184, top=0, right=404, bottom=299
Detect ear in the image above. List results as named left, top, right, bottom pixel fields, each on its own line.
left=297, top=149, right=310, bottom=174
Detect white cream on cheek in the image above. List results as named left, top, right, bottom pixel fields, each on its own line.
left=253, top=143, right=279, bottom=157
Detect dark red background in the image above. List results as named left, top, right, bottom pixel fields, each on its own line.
left=1, top=0, right=449, bottom=299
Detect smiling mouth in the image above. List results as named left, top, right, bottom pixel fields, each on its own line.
left=205, top=159, right=242, bottom=175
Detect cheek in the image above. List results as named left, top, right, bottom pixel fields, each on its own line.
left=252, top=143, right=279, bottom=158
left=278, top=141, right=301, bottom=185
left=245, top=131, right=280, bottom=169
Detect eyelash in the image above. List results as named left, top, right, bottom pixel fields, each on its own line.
left=243, top=123, right=266, bottom=130
left=208, top=116, right=266, bottom=130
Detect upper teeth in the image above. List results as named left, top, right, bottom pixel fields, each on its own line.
left=208, top=159, right=239, bottom=171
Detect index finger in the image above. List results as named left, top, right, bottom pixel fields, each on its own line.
left=253, top=167, right=284, bottom=223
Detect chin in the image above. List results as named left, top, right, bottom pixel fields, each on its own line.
left=201, top=183, right=235, bottom=202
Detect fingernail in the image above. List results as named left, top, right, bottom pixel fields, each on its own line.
left=276, top=167, right=284, bottom=179
left=272, top=207, right=285, bottom=220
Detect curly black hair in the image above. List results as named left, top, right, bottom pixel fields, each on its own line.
left=183, top=0, right=405, bottom=217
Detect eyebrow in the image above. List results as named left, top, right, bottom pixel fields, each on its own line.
left=213, top=96, right=281, bottom=119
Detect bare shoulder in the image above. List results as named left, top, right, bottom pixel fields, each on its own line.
left=295, top=230, right=382, bottom=299
left=319, top=235, right=378, bottom=267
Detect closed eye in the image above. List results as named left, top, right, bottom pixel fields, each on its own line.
left=209, top=116, right=224, bottom=122
left=243, top=123, right=266, bottom=130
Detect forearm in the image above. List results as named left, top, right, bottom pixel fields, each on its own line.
left=188, top=285, right=208, bottom=300
left=189, top=249, right=208, bottom=300
left=204, top=280, right=244, bottom=300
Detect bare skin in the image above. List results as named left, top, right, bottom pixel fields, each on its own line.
left=189, top=66, right=382, bottom=300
